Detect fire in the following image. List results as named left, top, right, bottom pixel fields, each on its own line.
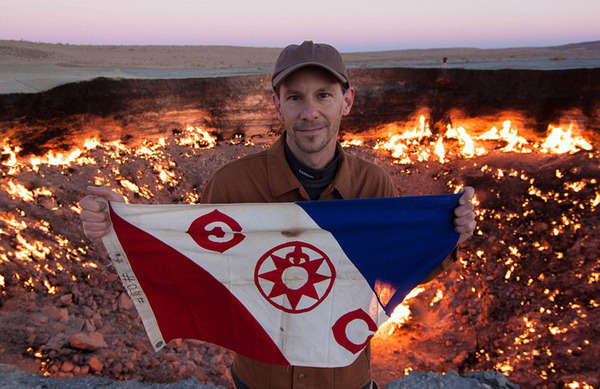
left=340, top=139, right=364, bottom=148
left=477, top=120, right=531, bottom=153
left=1, top=141, right=23, bottom=174
left=445, top=124, right=486, bottom=158
left=371, top=115, right=593, bottom=163
left=541, top=125, right=592, bottom=154
left=388, top=286, right=426, bottom=332
left=174, top=126, right=217, bottom=149
left=429, top=289, right=443, bottom=306
left=6, top=180, right=34, bottom=201
left=0, top=109, right=597, bottom=386
left=567, top=382, right=594, bottom=389
left=374, top=115, right=432, bottom=163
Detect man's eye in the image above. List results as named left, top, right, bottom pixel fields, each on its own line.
left=319, top=93, right=332, bottom=98
left=287, top=95, right=299, bottom=101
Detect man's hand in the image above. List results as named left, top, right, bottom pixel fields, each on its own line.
left=79, top=186, right=125, bottom=241
left=455, top=186, right=476, bottom=244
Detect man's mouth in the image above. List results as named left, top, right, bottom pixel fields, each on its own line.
left=295, top=124, right=327, bottom=133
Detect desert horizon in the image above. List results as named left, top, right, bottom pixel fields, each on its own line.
left=1, top=39, right=599, bottom=94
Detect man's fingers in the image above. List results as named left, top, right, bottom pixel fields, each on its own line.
left=454, top=202, right=474, bottom=217
left=80, top=209, right=107, bottom=223
left=85, top=229, right=110, bottom=240
left=459, top=186, right=475, bottom=204
left=87, top=186, right=125, bottom=202
left=454, top=186, right=476, bottom=244
left=78, top=186, right=122, bottom=241
left=458, top=233, right=471, bottom=245
left=455, top=214, right=476, bottom=227
left=79, top=195, right=106, bottom=212
left=82, top=220, right=110, bottom=232
left=455, top=222, right=476, bottom=234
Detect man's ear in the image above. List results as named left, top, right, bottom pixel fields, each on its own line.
left=272, top=93, right=283, bottom=121
left=342, top=87, right=355, bottom=116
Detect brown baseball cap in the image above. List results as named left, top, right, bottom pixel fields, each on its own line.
left=272, top=40, right=349, bottom=89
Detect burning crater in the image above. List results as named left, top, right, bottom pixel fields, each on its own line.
left=0, top=67, right=599, bottom=388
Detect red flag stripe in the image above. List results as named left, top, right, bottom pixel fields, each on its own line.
left=109, top=204, right=289, bottom=365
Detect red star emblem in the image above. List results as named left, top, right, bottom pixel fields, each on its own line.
left=254, top=241, right=336, bottom=313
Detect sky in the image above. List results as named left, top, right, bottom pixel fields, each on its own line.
left=2, top=0, right=599, bottom=51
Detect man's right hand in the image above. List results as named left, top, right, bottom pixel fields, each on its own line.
left=79, top=186, right=125, bottom=240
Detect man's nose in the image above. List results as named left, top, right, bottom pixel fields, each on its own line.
left=300, top=98, right=319, bottom=120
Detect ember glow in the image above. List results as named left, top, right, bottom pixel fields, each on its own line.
left=0, top=112, right=598, bottom=387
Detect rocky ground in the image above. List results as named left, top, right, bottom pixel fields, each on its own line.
left=0, top=363, right=519, bottom=389
left=0, top=118, right=598, bottom=388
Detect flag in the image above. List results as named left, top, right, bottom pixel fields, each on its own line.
left=102, top=194, right=459, bottom=367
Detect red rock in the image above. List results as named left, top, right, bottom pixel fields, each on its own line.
left=61, top=361, right=74, bottom=372
left=88, top=356, right=103, bottom=372
left=111, top=362, right=123, bottom=374
left=452, top=350, right=469, bottom=365
left=58, top=294, right=72, bottom=305
left=84, top=319, right=96, bottom=332
left=30, top=312, right=49, bottom=325
left=80, top=365, right=89, bottom=374
left=69, top=332, right=108, bottom=351
left=118, top=292, right=134, bottom=311
left=43, top=306, right=69, bottom=322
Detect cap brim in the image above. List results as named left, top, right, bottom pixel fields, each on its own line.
left=272, top=62, right=348, bottom=89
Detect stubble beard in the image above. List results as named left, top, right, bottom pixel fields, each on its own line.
left=287, top=115, right=341, bottom=155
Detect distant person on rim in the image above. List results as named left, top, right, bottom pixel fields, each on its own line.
left=79, top=40, right=476, bottom=389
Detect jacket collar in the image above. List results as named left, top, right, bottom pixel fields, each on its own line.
left=266, top=133, right=352, bottom=200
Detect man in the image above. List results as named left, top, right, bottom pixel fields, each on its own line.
left=80, top=41, right=476, bottom=389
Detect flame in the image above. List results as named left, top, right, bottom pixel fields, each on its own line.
left=174, top=126, right=217, bottom=149
left=429, top=289, right=443, bottom=306
left=1, top=141, right=23, bottom=174
left=477, top=120, right=531, bottom=153
left=388, top=286, right=426, bottom=331
left=494, top=362, right=514, bottom=374
left=374, top=115, right=433, bottom=163
left=373, top=115, right=593, bottom=163
left=340, top=139, right=364, bottom=148
left=43, top=279, right=57, bottom=294
left=6, top=180, right=34, bottom=201
left=433, top=136, right=446, bottom=163
left=567, top=382, right=594, bottom=389
left=541, top=125, right=593, bottom=154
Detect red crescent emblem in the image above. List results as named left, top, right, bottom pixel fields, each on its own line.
left=255, top=241, right=336, bottom=314
left=332, top=308, right=377, bottom=354
left=187, top=209, right=245, bottom=253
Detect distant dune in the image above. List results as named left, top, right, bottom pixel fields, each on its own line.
left=1, top=40, right=599, bottom=94
left=2, top=39, right=600, bottom=68
left=552, top=40, right=600, bottom=50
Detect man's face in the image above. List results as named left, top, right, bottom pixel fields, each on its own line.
left=273, top=67, right=354, bottom=168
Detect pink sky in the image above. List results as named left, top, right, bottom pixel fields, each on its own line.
left=2, top=0, right=599, bottom=51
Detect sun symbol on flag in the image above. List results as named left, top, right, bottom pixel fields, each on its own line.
left=254, top=241, right=336, bottom=313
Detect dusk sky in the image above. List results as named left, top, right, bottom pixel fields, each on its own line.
left=2, top=0, right=599, bottom=51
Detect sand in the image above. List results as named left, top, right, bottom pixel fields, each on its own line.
left=1, top=40, right=599, bottom=94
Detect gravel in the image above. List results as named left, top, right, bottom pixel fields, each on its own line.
left=0, top=364, right=519, bottom=389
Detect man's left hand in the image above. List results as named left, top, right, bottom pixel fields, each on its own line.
left=455, top=186, right=476, bottom=244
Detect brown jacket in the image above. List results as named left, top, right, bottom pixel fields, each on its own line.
left=202, top=135, right=398, bottom=389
